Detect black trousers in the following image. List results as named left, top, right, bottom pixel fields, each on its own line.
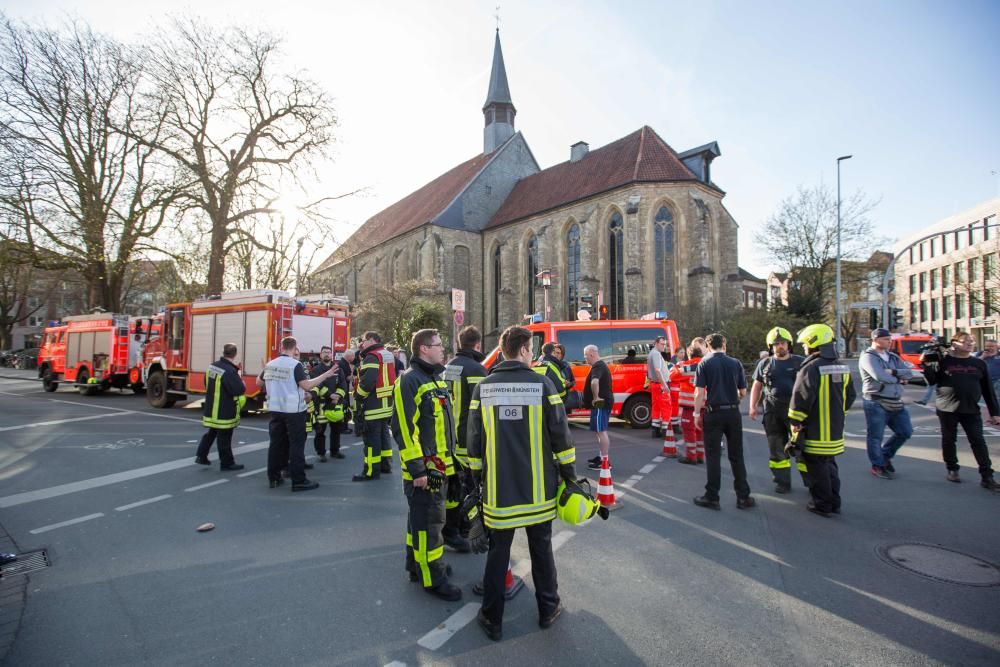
left=481, top=521, right=559, bottom=626
left=267, top=412, right=307, bottom=483
left=443, top=473, right=467, bottom=538
left=313, top=421, right=341, bottom=456
left=937, top=410, right=995, bottom=480
left=196, top=427, right=235, bottom=466
left=802, top=453, right=840, bottom=513
left=703, top=408, right=751, bottom=500
left=405, top=481, right=448, bottom=589
left=360, top=418, right=391, bottom=477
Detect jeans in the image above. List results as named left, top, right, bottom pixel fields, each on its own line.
left=921, top=383, right=936, bottom=404
left=862, top=399, right=913, bottom=467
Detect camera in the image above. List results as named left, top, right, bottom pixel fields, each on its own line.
left=919, top=337, right=949, bottom=366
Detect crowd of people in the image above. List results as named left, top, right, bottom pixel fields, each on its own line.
left=189, top=320, right=1000, bottom=640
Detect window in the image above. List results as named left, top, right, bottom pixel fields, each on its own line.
left=985, top=253, right=996, bottom=277
left=919, top=243, right=925, bottom=261
left=969, top=223, right=977, bottom=245
left=930, top=237, right=936, bottom=257
left=910, top=301, right=917, bottom=321
left=492, top=245, right=502, bottom=328
left=609, top=327, right=662, bottom=364
left=986, top=215, right=997, bottom=240
left=168, top=308, right=185, bottom=351
left=554, top=328, right=612, bottom=364
left=956, top=294, right=965, bottom=319
left=919, top=300, right=927, bottom=321
left=969, top=257, right=979, bottom=282
left=909, top=274, right=917, bottom=294
left=971, top=297, right=981, bottom=318
left=943, top=295, right=952, bottom=319
left=954, top=230, right=963, bottom=250
left=931, top=298, right=939, bottom=320
left=955, top=262, right=965, bottom=284
left=941, top=234, right=948, bottom=253
left=909, top=247, right=914, bottom=264
left=566, top=224, right=581, bottom=317
left=930, top=268, right=939, bottom=290
left=653, top=206, right=675, bottom=311
left=919, top=272, right=927, bottom=292
left=526, top=235, right=539, bottom=314
left=608, top=213, right=624, bottom=319
left=942, top=265, right=950, bottom=289
left=942, top=328, right=950, bottom=343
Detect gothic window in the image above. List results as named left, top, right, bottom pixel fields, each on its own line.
left=566, top=224, right=581, bottom=317
left=609, top=212, right=624, bottom=319
left=526, top=235, right=539, bottom=314
left=654, top=206, right=675, bottom=310
left=492, top=245, right=502, bottom=329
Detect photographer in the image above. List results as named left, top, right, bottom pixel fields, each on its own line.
left=921, top=331, right=1000, bottom=491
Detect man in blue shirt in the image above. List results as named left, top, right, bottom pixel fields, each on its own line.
left=977, top=339, right=1000, bottom=404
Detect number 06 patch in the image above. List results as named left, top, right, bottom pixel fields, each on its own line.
left=498, top=406, right=522, bottom=420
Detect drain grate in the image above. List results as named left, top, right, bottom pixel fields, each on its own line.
left=876, top=543, right=1000, bottom=587
left=0, top=549, right=49, bottom=578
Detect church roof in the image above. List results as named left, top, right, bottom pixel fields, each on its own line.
left=488, top=126, right=700, bottom=228
left=315, top=149, right=501, bottom=271
left=483, top=30, right=513, bottom=109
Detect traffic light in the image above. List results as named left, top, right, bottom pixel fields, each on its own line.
left=598, top=305, right=609, bottom=320
left=890, top=307, right=904, bottom=330
left=869, top=308, right=879, bottom=330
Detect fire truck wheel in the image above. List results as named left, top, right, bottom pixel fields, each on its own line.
left=623, top=394, right=652, bottom=429
left=42, top=368, right=58, bottom=393
left=146, top=371, right=175, bottom=408
left=76, top=369, right=100, bottom=396
left=131, top=383, right=145, bottom=395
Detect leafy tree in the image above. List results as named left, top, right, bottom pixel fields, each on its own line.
left=717, top=307, right=811, bottom=370
left=353, top=280, right=450, bottom=350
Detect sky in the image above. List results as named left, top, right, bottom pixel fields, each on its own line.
left=4, top=0, right=1000, bottom=279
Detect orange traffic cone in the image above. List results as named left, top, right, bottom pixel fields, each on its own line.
left=661, top=427, right=678, bottom=458
left=473, top=561, right=524, bottom=600
left=597, top=457, right=619, bottom=510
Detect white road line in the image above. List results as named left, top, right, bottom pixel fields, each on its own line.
left=48, top=399, right=131, bottom=412
left=237, top=466, right=268, bottom=478
left=551, top=529, right=576, bottom=551
left=628, top=475, right=643, bottom=482
left=185, top=479, right=229, bottom=492
left=0, top=440, right=268, bottom=508
left=639, top=463, right=656, bottom=474
left=0, top=412, right=134, bottom=432
left=135, top=410, right=270, bottom=432
left=115, top=495, right=172, bottom=511
left=30, top=513, right=105, bottom=534
left=652, top=456, right=665, bottom=463
left=417, top=602, right=480, bottom=650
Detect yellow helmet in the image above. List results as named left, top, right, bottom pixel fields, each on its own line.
left=765, top=327, right=793, bottom=346
left=556, top=479, right=607, bottom=525
left=796, top=323, right=834, bottom=349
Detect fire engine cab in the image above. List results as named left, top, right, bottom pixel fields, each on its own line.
left=37, top=313, right=148, bottom=395
left=140, top=289, right=351, bottom=409
left=484, top=313, right=681, bottom=427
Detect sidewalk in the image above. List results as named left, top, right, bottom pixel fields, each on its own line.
left=0, top=369, right=39, bottom=381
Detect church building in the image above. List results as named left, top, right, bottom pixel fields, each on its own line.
left=312, top=31, right=742, bottom=343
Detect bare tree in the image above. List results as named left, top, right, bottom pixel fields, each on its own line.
left=0, top=17, right=175, bottom=311
left=142, top=19, right=338, bottom=295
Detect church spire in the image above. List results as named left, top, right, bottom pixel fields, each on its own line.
left=483, top=30, right=516, bottom=154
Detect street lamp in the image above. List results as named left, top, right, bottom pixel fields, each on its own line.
left=536, top=269, right=553, bottom=322
left=295, top=237, right=305, bottom=295
left=835, top=154, right=852, bottom=354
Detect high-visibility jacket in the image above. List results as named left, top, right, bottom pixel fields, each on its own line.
left=787, top=345, right=857, bottom=456
left=356, top=345, right=397, bottom=420
left=309, top=361, right=347, bottom=424
left=202, top=357, right=246, bottom=429
left=532, top=354, right=574, bottom=400
left=670, top=356, right=701, bottom=408
left=443, top=348, right=487, bottom=467
left=467, top=360, right=576, bottom=530
left=392, top=356, right=456, bottom=482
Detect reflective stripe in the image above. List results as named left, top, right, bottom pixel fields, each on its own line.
left=788, top=409, right=808, bottom=421
left=797, top=461, right=809, bottom=472
left=556, top=449, right=575, bottom=464
left=769, top=459, right=792, bottom=469
left=529, top=404, right=543, bottom=505
left=547, top=394, right=563, bottom=406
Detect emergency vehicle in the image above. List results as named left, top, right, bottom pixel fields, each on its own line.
left=37, top=313, right=150, bottom=395
left=890, top=332, right=934, bottom=384
left=140, top=289, right=351, bottom=409
left=484, top=313, right=681, bottom=427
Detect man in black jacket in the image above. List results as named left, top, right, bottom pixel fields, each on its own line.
left=922, top=331, right=1000, bottom=490
left=310, top=346, right=347, bottom=461
left=195, top=343, right=246, bottom=471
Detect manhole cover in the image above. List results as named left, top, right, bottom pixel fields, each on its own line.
left=0, top=550, right=49, bottom=578
left=876, top=543, right=1000, bottom=587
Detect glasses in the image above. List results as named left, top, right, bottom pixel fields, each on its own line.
left=424, top=342, right=444, bottom=348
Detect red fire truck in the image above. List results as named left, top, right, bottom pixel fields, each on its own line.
left=140, top=290, right=351, bottom=409
left=37, top=313, right=150, bottom=395
left=484, top=313, right=681, bottom=427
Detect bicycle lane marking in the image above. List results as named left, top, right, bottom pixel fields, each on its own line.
left=0, top=412, right=135, bottom=432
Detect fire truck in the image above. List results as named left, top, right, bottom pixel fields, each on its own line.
left=140, top=290, right=351, bottom=409
left=37, top=313, right=150, bottom=395
left=484, top=313, right=681, bottom=427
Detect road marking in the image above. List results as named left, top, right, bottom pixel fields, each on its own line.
left=134, top=410, right=270, bottom=432
left=48, top=399, right=131, bottom=412
left=115, top=495, right=172, bottom=511
left=237, top=466, right=268, bottom=478
left=551, top=529, right=576, bottom=551
left=30, top=513, right=105, bottom=534
left=0, top=412, right=134, bottom=432
left=639, top=463, right=656, bottom=474
left=185, top=479, right=229, bottom=492
left=0, top=440, right=269, bottom=508
left=652, top=456, right=665, bottom=463
left=417, top=602, right=480, bottom=650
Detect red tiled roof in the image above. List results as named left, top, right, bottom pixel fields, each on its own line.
left=316, top=150, right=498, bottom=270
left=488, top=126, right=698, bottom=228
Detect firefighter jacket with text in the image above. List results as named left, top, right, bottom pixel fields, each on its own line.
left=466, top=360, right=576, bottom=530
left=443, top=348, right=487, bottom=468
left=787, top=344, right=857, bottom=456
left=202, top=357, right=246, bottom=430
left=392, top=356, right=456, bottom=482
left=356, top=344, right=397, bottom=420
left=670, top=356, right=702, bottom=408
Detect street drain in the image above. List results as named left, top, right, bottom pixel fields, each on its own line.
left=0, top=550, right=49, bottom=578
left=876, top=543, right=1000, bottom=587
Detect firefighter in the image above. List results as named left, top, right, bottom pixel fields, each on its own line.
left=353, top=331, right=397, bottom=482
left=310, top=345, right=347, bottom=461
left=787, top=324, right=857, bottom=517
left=392, top=328, right=462, bottom=601
left=671, top=338, right=705, bottom=464
left=467, top=325, right=576, bottom=641
left=441, top=325, right=487, bottom=553
left=647, top=335, right=671, bottom=438
left=194, top=343, right=246, bottom=471
left=533, top=342, right=574, bottom=401
left=748, top=327, right=806, bottom=493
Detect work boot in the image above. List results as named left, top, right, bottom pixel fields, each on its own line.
left=380, top=461, right=392, bottom=474
left=477, top=610, right=502, bottom=641
left=220, top=463, right=244, bottom=471
left=692, top=496, right=721, bottom=510
left=318, top=454, right=328, bottom=462
left=946, top=470, right=961, bottom=483
left=807, top=502, right=832, bottom=518
left=775, top=484, right=791, bottom=494
left=291, top=479, right=319, bottom=492
left=651, top=427, right=661, bottom=439
left=426, top=581, right=462, bottom=602
left=736, top=496, right=756, bottom=510
left=352, top=473, right=380, bottom=482
left=194, top=457, right=211, bottom=466
left=330, top=451, right=346, bottom=459
left=539, top=604, right=563, bottom=629
left=981, top=478, right=1000, bottom=492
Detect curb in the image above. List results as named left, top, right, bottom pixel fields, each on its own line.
left=0, top=522, right=26, bottom=664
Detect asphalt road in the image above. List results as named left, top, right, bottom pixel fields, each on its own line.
left=1, top=369, right=999, bottom=666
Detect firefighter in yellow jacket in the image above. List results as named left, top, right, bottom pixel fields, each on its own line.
left=353, top=331, right=397, bottom=481
left=467, top=325, right=576, bottom=641
left=195, top=343, right=246, bottom=471
left=392, top=328, right=462, bottom=601
left=787, top=324, right=857, bottom=518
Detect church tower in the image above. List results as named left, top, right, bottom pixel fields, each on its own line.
left=483, top=30, right=516, bottom=154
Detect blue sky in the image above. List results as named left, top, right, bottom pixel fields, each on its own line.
left=4, top=0, right=999, bottom=278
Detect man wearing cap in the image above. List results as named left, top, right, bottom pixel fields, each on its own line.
left=859, top=328, right=914, bottom=479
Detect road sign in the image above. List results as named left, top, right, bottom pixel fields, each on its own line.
left=451, top=288, right=466, bottom=312
left=849, top=301, right=883, bottom=309
left=454, top=310, right=464, bottom=326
